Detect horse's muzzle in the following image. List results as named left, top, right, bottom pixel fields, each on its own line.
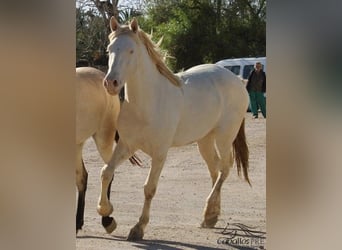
left=103, top=78, right=120, bottom=95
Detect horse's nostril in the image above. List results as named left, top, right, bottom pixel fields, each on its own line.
left=113, top=80, right=118, bottom=87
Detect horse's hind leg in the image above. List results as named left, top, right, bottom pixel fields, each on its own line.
left=201, top=130, right=236, bottom=228
left=76, top=144, right=88, bottom=233
left=198, top=133, right=224, bottom=228
left=198, top=132, right=220, bottom=187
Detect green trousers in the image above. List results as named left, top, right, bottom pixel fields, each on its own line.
left=249, top=91, right=266, bottom=118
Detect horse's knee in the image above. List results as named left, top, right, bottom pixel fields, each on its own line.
left=228, top=154, right=234, bottom=167
left=217, top=162, right=230, bottom=180
left=97, top=143, right=114, bottom=163
left=221, top=168, right=229, bottom=180
left=210, top=171, right=219, bottom=185
left=101, top=164, right=114, bottom=182
left=144, top=185, right=156, bottom=200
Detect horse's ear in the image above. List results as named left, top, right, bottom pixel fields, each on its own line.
left=156, top=36, right=164, bottom=47
left=110, top=16, right=120, bottom=32
left=130, top=18, right=139, bottom=33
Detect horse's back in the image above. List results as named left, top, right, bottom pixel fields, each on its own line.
left=183, top=64, right=248, bottom=110
left=181, top=64, right=244, bottom=88
left=76, top=67, right=120, bottom=144
left=176, top=64, right=227, bottom=126
left=178, top=63, right=248, bottom=111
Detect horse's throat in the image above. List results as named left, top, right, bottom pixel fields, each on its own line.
left=126, top=71, right=159, bottom=105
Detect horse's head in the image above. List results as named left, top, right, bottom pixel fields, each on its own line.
left=104, top=17, right=139, bottom=95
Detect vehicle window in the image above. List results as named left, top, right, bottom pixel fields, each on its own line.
left=225, top=65, right=240, bottom=75
left=243, top=65, right=254, bottom=79
left=243, top=64, right=264, bottom=79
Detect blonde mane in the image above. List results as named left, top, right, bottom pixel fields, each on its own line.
left=108, top=26, right=182, bottom=87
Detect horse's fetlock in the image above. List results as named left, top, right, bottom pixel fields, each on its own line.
left=127, top=224, right=144, bottom=241
left=97, top=202, right=113, bottom=217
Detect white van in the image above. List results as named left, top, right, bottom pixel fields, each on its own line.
left=215, top=57, right=266, bottom=79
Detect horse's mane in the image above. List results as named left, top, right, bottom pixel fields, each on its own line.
left=108, top=26, right=182, bottom=88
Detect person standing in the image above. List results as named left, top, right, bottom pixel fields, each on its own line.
left=246, top=62, right=266, bottom=118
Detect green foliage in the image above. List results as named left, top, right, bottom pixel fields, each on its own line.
left=76, top=0, right=143, bottom=66
left=139, top=0, right=266, bottom=71
left=76, top=7, right=108, bottom=65
left=76, top=0, right=266, bottom=71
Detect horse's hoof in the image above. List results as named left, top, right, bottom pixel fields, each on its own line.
left=76, top=219, right=83, bottom=233
left=76, top=225, right=82, bottom=234
left=102, top=216, right=117, bottom=234
left=127, top=226, right=144, bottom=241
left=201, top=215, right=218, bottom=228
left=97, top=203, right=113, bottom=217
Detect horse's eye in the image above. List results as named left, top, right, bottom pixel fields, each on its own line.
left=130, top=50, right=134, bottom=54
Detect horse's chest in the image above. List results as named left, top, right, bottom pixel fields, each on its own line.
left=117, top=101, right=177, bottom=154
left=117, top=103, right=148, bottom=147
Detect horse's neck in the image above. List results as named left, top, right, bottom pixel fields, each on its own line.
left=125, top=52, right=169, bottom=115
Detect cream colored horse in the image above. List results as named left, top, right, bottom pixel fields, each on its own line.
left=98, top=17, right=250, bottom=241
left=76, top=67, right=141, bottom=234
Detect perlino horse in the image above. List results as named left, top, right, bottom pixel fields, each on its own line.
left=98, top=17, right=250, bottom=241
left=76, top=67, right=141, bottom=234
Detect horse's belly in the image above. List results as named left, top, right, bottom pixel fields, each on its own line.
left=172, top=85, right=222, bottom=146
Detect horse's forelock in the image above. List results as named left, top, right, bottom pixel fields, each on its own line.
left=108, top=26, right=133, bottom=42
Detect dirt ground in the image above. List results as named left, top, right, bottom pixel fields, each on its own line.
left=76, top=114, right=266, bottom=250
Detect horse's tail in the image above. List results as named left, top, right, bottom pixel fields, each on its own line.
left=233, top=119, right=251, bottom=186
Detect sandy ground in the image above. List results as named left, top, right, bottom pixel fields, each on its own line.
left=76, top=114, right=266, bottom=250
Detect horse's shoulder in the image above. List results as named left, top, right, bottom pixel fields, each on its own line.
left=119, top=102, right=148, bottom=126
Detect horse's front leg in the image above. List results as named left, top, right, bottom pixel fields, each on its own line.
left=97, top=140, right=133, bottom=233
left=127, top=154, right=167, bottom=241
left=101, top=176, right=116, bottom=233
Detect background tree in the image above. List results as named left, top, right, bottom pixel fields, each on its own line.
left=139, top=0, right=266, bottom=71
left=76, top=0, right=266, bottom=71
left=76, top=5, right=108, bottom=65
left=76, top=0, right=142, bottom=66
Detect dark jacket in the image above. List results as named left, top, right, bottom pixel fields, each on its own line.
left=246, top=69, right=266, bottom=93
